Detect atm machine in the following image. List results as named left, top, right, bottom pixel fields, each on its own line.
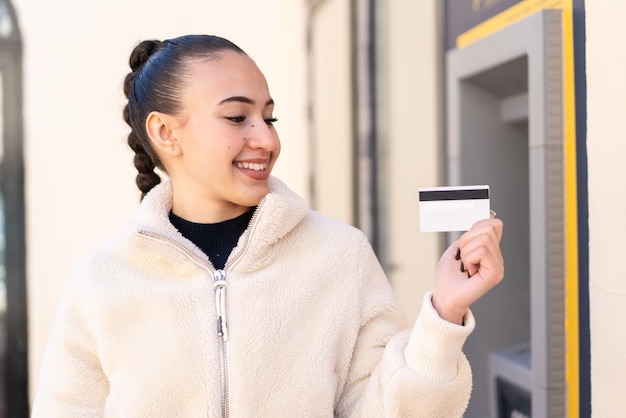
left=446, top=10, right=565, bottom=418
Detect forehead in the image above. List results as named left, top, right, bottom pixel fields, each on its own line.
left=182, top=51, right=271, bottom=105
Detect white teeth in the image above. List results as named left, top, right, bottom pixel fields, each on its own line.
left=236, top=162, right=267, bottom=171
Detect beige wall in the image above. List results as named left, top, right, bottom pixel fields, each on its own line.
left=586, top=3, right=626, bottom=417
left=15, top=0, right=309, bottom=400
left=308, top=0, right=354, bottom=224
left=308, top=1, right=441, bottom=322
left=383, top=2, right=441, bottom=322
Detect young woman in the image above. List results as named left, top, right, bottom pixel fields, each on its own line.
left=32, top=34, right=504, bottom=417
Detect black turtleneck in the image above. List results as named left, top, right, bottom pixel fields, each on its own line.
left=169, top=208, right=255, bottom=270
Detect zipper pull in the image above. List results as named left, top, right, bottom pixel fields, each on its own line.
left=213, top=269, right=228, bottom=342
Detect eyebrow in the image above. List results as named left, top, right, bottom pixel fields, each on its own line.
left=218, top=96, right=274, bottom=107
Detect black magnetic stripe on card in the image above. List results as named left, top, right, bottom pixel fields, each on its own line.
left=419, top=188, right=489, bottom=202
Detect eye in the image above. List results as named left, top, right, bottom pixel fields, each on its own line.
left=265, top=117, right=278, bottom=126
left=226, top=116, right=246, bottom=124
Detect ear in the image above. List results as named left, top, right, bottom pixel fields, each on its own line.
left=145, top=111, right=182, bottom=157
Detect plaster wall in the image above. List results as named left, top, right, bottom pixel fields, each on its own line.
left=384, top=1, right=441, bottom=322
left=586, top=3, right=626, bottom=416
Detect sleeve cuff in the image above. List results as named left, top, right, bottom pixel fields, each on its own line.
left=403, top=291, right=475, bottom=382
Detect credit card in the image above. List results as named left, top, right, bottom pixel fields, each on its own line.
left=418, top=185, right=490, bottom=232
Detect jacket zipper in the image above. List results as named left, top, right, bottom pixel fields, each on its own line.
left=213, top=268, right=229, bottom=418
left=136, top=201, right=264, bottom=418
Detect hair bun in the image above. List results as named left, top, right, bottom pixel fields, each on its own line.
left=129, top=40, right=162, bottom=72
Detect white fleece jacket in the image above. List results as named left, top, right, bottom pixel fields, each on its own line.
left=32, top=177, right=475, bottom=418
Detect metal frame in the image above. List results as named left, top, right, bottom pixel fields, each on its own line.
left=0, top=0, right=28, bottom=415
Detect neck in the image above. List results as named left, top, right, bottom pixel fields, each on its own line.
left=170, top=190, right=250, bottom=224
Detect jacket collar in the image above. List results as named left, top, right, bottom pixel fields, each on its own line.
left=132, top=176, right=309, bottom=270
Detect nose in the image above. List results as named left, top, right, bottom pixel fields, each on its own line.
left=247, top=121, right=280, bottom=151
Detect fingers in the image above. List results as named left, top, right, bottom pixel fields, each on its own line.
left=457, top=243, right=502, bottom=279
left=462, top=216, right=504, bottom=245
left=456, top=215, right=504, bottom=280
left=433, top=212, right=505, bottom=324
left=455, top=247, right=471, bottom=278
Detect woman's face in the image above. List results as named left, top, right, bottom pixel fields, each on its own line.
left=163, top=51, right=281, bottom=223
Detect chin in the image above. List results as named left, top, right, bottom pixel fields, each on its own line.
left=242, top=186, right=270, bottom=206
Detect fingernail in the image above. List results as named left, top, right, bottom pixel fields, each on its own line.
left=490, top=210, right=497, bottom=218
left=455, top=248, right=461, bottom=260
left=460, top=262, right=465, bottom=273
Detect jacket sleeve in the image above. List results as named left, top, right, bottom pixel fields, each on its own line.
left=31, top=262, right=109, bottom=417
left=336, top=236, right=475, bottom=418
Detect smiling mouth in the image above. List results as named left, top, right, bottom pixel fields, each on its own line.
left=235, top=162, right=268, bottom=171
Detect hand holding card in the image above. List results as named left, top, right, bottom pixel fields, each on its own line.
left=418, top=185, right=504, bottom=325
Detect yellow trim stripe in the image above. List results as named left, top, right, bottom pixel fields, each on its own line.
left=457, top=0, right=564, bottom=48
left=456, top=1, right=580, bottom=417
left=561, top=1, right=580, bottom=417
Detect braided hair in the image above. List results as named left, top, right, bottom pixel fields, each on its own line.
left=122, top=35, right=246, bottom=200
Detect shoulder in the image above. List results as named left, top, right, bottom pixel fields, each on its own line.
left=262, top=177, right=369, bottom=247
left=268, top=177, right=371, bottom=247
left=304, top=210, right=367, bottom=242
left=69, top=227, right=137, bottom=283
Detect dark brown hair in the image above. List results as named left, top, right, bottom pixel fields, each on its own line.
left=122, top=34, right=246, bottom=200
